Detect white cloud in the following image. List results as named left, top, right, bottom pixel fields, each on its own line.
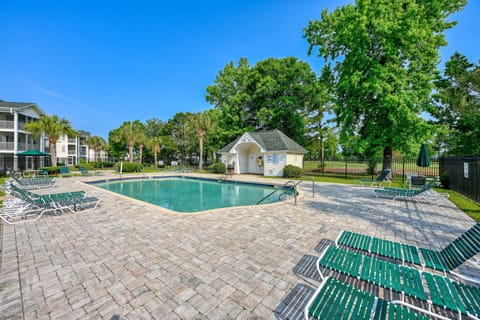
left=18, top=78, right=87, bottom=108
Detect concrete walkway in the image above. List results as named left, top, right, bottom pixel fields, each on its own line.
left=0, top=174, right=478, bottom=319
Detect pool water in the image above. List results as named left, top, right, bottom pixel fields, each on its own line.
left=93, top=177, right=293, bottom=212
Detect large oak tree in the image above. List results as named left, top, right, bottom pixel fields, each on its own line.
left=206, top=57, right=323, bottom=147
left=304, top=0, right=466, bottom=171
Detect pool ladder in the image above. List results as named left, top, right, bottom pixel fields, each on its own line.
left=256, top=180, right=302, bottom=205
left=218, top=172, right=233, bottom=182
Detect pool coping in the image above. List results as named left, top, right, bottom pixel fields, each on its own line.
left=81, top=174, right=303, bottom=215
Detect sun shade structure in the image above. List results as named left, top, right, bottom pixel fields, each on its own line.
left=15, top=149, right=50, bottom=157
left=15, top=149, right=50, bottom=170
left=416, top=144, right=431, bottom=167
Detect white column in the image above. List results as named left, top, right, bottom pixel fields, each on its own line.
left=235, top=152, right=240, bottom=174
left=40, top=133, right=45, bottom=167
left=13, top=111, right=18, bottom=171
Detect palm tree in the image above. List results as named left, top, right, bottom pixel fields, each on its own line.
left=186, top=112, right=212, bottom=170
left=112, top=120, right=144, bottom=163
left=86, top=136, right=107, bottom=162
left=147, top=135, right=170, bottom=168
left=147, top=136, right=161, bottom=168
left=24, top=115, right=76, bottom=166
left=137, top=131, right=146, bottom=164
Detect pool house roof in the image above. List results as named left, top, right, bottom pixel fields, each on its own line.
left=219, top=129, right=308, bottom=154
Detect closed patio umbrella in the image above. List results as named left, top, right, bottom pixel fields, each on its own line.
left=416, top=144, right=430, bottom=167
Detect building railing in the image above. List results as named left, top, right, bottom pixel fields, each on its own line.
left=0, top=120, right=14, bottom=129
left=0, top=121, right=27, bottom=130
left=0, top=142, right=30, bottom=150
left=0, top=142, right=15, bottom=150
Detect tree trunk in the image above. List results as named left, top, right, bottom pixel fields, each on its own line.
left=154, top=149, right=158, bottom=168
left=382, top=145, right=393, bottom=178
left=139, top=145, right=143, bottom=164
left=50, top=140, right=57, bottom=166
left=320, top=131, right=325, bottom=173
left=129, top=141, right=134, bottom=163
left=199, top=134, right=204, bottom=171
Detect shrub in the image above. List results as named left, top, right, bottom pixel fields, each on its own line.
left=440, top=172, right=450, bottom=188
left=100, top=161, right=115, bottom=168
left=113, top=162, right=143, bottom=172
left=212, top=162, right=226, bottom=174
left=39, top=166, right=61, bottom=175
left=75, top=162, right=96, bottom=170
left=283, top=165, right=304, bottom=178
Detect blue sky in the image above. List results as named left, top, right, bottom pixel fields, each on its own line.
left=1, top=0, right=479, bottom=139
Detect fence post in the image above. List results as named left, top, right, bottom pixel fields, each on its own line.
left=402, top=158, right=405, bottom=184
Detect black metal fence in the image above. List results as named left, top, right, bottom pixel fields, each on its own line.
left=304, top=158, right=439, bottom=184
left=439, top=156, right=480, bottom=202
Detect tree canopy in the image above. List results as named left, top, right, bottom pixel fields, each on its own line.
left=206, top=57, right=323, bottom=147
left=109, top=120, right=145, bottom=162
left=85, top=135, right=107, bottom=162
left=431, top=52, right=480, bottom=155
left=304, top=0, right=467, bottom=169
left=24, top=114, right=76, bottom=166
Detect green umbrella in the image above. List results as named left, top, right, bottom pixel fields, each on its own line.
left=16, top=149, right=50, bottom=170
left=416, top=144, right=431, bottom=167
left=16, top=149, right=50, bottom=156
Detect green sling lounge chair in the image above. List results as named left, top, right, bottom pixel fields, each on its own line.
left=10, top=173, right=56, bottom=189
left=336, top=225, right=480, bottom=277
left=315, top=245, right=480, bottom=319
left=359, top=170, right=392, bottom=187
left=60, top=166, right=71, bottom=177
left=373, top=181, right=445, bottom=203
left=304, top=276, right=449, bottom=320
left=79, top=166, right=90, bottom=176
left=5, top=183, right=101, bottom=224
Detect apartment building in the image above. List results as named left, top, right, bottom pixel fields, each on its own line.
left=0, top=100, right=46, bottom=172
left=52, top=131, right=108, bottom=166
left=1, top=99, right=108, bottom=173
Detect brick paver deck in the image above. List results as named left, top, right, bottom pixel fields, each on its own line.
left=0, top=174, right=478, bottom=319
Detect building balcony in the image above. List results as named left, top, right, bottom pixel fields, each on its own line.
left=0, top=142, right=31, bottom=151
left=0, top=142, right=15, bottom=150
left=0, top=121, right=27, bottom=131
left=0, top=121, right=14, bottom=129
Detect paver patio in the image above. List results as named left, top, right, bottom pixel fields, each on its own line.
left=0, top=174, right=478, bottom=319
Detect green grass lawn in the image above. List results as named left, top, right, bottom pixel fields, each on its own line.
left=302, top=175, right=405, bottom=187
left=434, top=188, right=480, bottom=222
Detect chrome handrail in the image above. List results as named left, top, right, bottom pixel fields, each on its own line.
left=256, top=180, right=302, bottom=205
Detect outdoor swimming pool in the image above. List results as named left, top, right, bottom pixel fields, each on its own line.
left=92, top=177, right=294, bottom=212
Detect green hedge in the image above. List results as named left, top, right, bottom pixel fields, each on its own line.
left=39, top=166, right=61, bottom=175
left=212, top=162, right=226, bottom=173
left=113, top=162, right=143, bottom=172
left=283, top=165, right=304, bottom=178
left=99, top=161, right=115, bottom=168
